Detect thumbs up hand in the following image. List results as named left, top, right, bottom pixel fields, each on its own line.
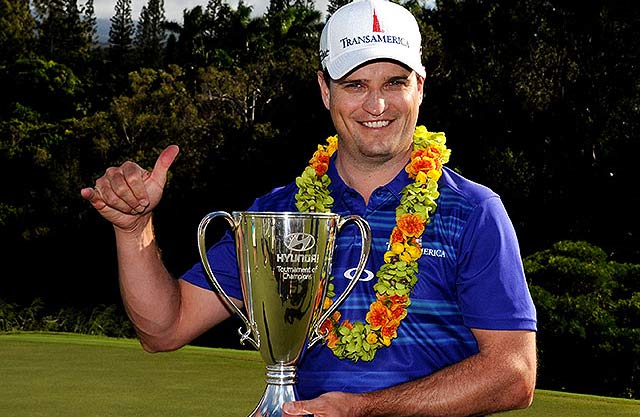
left=81, top=145, right=180, bottom=233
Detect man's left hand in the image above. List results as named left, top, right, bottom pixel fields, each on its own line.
left=282, top=392, right=363, bottom=417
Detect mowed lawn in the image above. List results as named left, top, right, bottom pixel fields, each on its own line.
left=1, top=332, right=638, bottom=417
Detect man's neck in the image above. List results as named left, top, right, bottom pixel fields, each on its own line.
left=335, top=150, right=411, bottom=204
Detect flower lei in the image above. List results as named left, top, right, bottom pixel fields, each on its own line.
left=295, top=126, right=451, bottom=362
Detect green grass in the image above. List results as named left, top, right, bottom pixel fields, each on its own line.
left=1, top=332, right=638, bottom=416
left=502, top=390, right=639, bottom=417
left=0, top=332, right=264, bottom=417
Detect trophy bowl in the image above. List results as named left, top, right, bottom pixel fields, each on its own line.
left=197, top=211, right=371, bottom=417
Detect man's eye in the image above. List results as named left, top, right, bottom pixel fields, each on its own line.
left=343, top=81, right=364, bottom=89
left=387, top=79, right=408, bottom=88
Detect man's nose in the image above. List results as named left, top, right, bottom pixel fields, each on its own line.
left=362, top=90, right=386, bottom=116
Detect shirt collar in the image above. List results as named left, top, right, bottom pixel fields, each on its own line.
left=326, top=154, right=411, bottom=206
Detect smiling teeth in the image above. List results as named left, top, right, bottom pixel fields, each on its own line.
left=363, top=120, right=390, bottom=128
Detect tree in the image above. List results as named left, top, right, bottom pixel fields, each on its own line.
left=421, top=0, right=639, bottom=260
left=0, top=0, right=36, bottom=64
left=107, top=0, right=136, bottom=92
left=135, top=0, right=166, bottom=68
left=0, top=58, right=83, bottom=120
left=83, top=0, right=97, bottom=45
left=326, top=0, right=349, bottom=16
left=32, top=0, right=95, bottom=71
left=164, top=6, right=209, bottom=69
left=202, top=0, right=256, bottom=68
left=526, top=240, right=640, bottom=398
left=109, top=0, right=135, bottom=52
left=265, top=0, right=322, bottom=52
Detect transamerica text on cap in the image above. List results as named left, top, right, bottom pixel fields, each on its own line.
left=340, top=34, right=410, bottom=49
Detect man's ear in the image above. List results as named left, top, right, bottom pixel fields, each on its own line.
left=416, top=71, right=425, bottom=106
left=317, top=70, right=331, bottom=110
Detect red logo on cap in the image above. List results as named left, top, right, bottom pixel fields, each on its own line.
left=372, top=9, right=383, bottom=32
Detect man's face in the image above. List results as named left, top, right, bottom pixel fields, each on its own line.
left=318, top=61, right=424, bottom=164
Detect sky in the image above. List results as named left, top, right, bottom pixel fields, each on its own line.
left=93, top=0, right=330, bottom=21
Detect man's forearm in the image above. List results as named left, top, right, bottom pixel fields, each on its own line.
left=115, top=218, right=182, bottom=352
left=353, top=331, right=536, bottom=417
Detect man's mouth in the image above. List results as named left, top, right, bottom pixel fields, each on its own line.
left=361, top=120, right=391, bottom=128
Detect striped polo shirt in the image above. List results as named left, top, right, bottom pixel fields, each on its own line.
left=182, top=157, right=537, bottom=399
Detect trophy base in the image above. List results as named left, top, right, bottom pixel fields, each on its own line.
left=249, top=364, right=298, bottom=417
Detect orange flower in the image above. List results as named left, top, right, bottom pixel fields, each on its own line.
left=366, top=300, right=391, bottom=330
left=310, top=149, right=331, bottom=176
left=380, top=320, right=401, bottom=341
left=425, top=145, right=443, bottom=159
left=326, top=331, right=340, bottom=348
left=319, top=317, right=334, bottom=336
left=390, top=227, right=404, bottom=244
left=319, top=310, right=341, bottom=336
left=388, top=294, right=409, bottom=307
left=390, top=304, right=408, bottom=321
left=406, top=147, right=445, bottom=179
left=397, top=213, right=426, bottom=237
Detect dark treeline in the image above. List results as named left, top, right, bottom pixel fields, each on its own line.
left=0, top=0, right=638, bottom=399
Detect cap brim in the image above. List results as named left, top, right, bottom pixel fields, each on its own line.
left=326, top=46, right=426, bottom=80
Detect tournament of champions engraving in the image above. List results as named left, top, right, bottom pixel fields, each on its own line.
left=276, top=264, right=318, bottom=280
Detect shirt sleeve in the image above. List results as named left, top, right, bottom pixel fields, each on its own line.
left=180, top=229, right=244, bottom=300
left=179, top=183, right=297, bottom=301
left=456, top=196, right=537, bottom=331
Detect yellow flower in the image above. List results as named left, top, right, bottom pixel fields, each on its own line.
left=383, top=250, right=395, bottom=263
left=366, top=332, right=378, bottom=345
left=416, top=170, right=428, bottom=184
left=399, top=251, right=413, bottom=263
left=326, top=135, right=338, bottom=156
left=391, top=242, right=405, bottom=254
left=407, top=244, right=422, bottom=260
left=427, top=169, right=442, bottom=181
left=413, top=125, right=428, bottom=139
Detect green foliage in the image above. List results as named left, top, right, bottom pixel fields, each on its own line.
left=135, top=0, right=166, bottom=68
left=31, top=0, right=95, bottom=71
left=0, top=58, right=84, bottom=119
left=109, top=0, right=135, bottom=58
left=0, top=0, right=36, bottom=64
left=0, top=298, right=134, bottom=338
left=526, top=241, right=640, bottom=398
left=295, top=166, right=334, bottom=212
left=423, top=1, right=640, bottom=259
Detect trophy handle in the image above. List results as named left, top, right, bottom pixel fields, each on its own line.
left=307, top=214, right=372, bottom=348
left=197, top=211, right=259, bottom=349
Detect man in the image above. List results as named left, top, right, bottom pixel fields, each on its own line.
left=81, top=0, right=537, bottom=416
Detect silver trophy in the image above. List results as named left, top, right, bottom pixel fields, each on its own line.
left=197, top=211, right=371, bottom=417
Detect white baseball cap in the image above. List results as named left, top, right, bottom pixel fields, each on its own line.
left=319, top=0, right=426, bottom=79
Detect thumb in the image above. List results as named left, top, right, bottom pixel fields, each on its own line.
left=149, top=145, right=179, bottom=187
left=282, top=400, right=312, bottom=416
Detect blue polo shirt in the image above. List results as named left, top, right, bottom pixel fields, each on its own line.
left=182, top=160, right=537, bottom=399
